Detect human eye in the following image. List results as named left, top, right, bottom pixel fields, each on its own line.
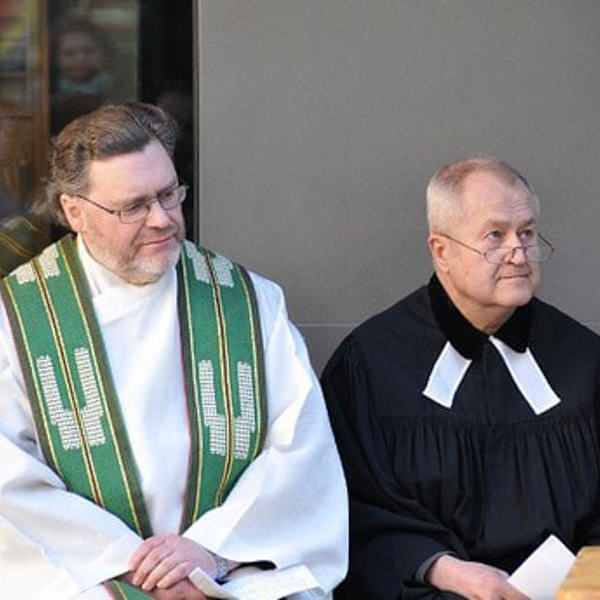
left=484, top=230, right=504, bottom=244
left=158, top=186, right=182, bottom=209
left=159, top=188, right=177, bottom=202
left=120, top=200, right=148, bottom=221
left=519, top=228, right=537, bottom=243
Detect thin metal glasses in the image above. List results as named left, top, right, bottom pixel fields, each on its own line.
left=439, top=232, right=554, bottom=264
left=75, top=183, right=188, bottom=224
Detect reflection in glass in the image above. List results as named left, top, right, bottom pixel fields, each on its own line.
left=49, top=4, right=139, bottom=134
left=0, top=0, right=45, bottom=219
left=0, top=0, right=194, bottom=240
left=50, top=14, right=113, bottom=133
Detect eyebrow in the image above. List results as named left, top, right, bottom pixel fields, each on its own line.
left=479, top=217, right=537, bottom=230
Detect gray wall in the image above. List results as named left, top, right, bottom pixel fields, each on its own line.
left=197, top=1, right=600, bottom=373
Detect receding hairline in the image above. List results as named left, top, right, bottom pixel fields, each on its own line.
left=426, top=157, right=539, bottom=233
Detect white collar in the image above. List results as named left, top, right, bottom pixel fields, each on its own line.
left=423, top=338, right=560, bottom=415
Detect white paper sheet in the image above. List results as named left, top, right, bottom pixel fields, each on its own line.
left=507, top=535, right=575, bottom=600
left=189, top=564, right=321, bottom=600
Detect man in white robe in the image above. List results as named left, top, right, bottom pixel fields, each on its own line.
left=0, top=102, right=347, bottom=600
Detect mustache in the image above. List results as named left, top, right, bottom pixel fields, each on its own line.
left=141, top=223, right=185, bottom=244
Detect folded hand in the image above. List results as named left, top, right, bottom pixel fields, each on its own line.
left=128, top=533, right=217, bottom=593
left=427, top=555, right=530, bottom=600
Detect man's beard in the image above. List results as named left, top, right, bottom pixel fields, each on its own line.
left=129, top=241, right=183, bottom=283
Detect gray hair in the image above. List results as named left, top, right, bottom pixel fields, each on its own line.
left=426, top=157, right=539, bottom=234
left=46, top=101, right=178, bottom=226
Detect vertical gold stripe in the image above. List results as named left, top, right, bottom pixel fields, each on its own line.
left=181, top=256, right=205, bottom=524
left=237, top=267, right=263, bottom=460
left=203, top=250, right=235, bottom=506
left=33, top=258, right=104, bottom=506
left=61, top=243, right=144, bottom=535
left=104, top=581, right=128, bottom=600
left=1, top=283, right=64, bottom=478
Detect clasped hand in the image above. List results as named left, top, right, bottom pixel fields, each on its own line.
left=427, top=555, right=531, bottom=600
left=125, top=533, right=217, bottom=599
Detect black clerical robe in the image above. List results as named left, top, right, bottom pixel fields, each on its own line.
left=322, top=275, right=600, bottom=600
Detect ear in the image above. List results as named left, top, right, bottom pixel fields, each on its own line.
left=60, top=194, right=86, bottom=233
left=428, top=233, right=451, bottom=273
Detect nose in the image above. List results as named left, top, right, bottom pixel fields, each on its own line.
left=507, top=246, right=528, bottom=265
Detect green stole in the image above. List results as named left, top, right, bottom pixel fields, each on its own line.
left=0, top=236, right=267, bottom=598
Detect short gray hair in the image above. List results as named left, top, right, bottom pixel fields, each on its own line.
left=46, top=101, right=178, bottom=226
left=426, top=157, right=539, bottom=233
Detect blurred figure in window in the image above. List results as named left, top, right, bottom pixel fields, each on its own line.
left=50, top=14, right=115, bottom=134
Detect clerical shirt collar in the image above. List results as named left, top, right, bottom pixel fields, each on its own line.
left=424, top=274, right=560, bottom=414
left=427, top=274, right=531, bottom=360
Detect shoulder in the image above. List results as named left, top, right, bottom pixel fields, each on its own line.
left=530, top=297, right=600, bottom=348
left=0, top=213, right=56, bottom=278
left=180, top=243, right=295, bottom=354
left=355, top=285, right=434, bottom=340
left=343, top=284, right=440, bottom=359
left=246, top=269, right=285, bottom=303
left=323, top=284, right=442, bottom=382
left=528, top=298, right=600, bottom=384
left=247, top=269, right=288, bottom=326
left=526, top=298, right=600, bottom=411
left=181, top=241, right=289, bottom=328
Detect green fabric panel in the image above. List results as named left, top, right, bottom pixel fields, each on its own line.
left=1, top=236, right=151, bottom=537
left=104, top=580, right=152, bottom=599
left=215, top=259, right=264, bottom=501
left=179, top=244, right=228, bottom=527
left=56, top=238, right=152, bottom=536
left=236, top=264, right=268, bottom=461
left=2, top=236, right=266, bottom=541
left=0, top=249, right=95, bottom=499
left=178, top=243, right=266, bottom=529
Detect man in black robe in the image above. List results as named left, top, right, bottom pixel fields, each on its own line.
left=322, top=157, right=600, bottom=600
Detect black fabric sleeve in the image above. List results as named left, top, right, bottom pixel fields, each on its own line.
left=321, top=339, right=469, bottom=600
left=415, top=552, right=456, bottom=585
left=577, top=373, right=600, bottom=546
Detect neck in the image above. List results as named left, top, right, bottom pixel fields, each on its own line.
left=436, top=272, right=515, bottom=335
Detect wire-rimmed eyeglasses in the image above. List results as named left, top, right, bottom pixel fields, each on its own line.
left=75, top=183, right=188, bottom=224
left=439, top=232, right=554, bottom=264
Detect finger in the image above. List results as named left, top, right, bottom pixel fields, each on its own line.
left=499, top=581, right=530, bottom=600
left=129, top=536, right=165, bottom=570
left=140, top=557, right=178, bottom=592
left=132, top=545, right=174, bottom=588
left=151, top=579, right=209, bottom=600
left=156, top=561, right=194, bottom=589
left=507, top=589, right=531, bottom=600
left=178, top=579, right=210, bottom=600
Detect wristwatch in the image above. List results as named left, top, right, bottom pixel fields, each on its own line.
left=214, top=554, right=230, bottom=582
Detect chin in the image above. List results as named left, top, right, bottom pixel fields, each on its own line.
left=134, top=247, right=181, bottom=280
left=499, top=287, right=535, bottom=308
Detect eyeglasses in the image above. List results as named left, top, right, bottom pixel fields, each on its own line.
left=439, top=232, right=554, bottom=264
left=75, top=183, right=187, bottom=224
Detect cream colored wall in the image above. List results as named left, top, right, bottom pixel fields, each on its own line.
left=196, top=1, right=600, bottom=372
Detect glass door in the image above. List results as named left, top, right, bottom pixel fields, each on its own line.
left=0, top=0, right=195, bottom=237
